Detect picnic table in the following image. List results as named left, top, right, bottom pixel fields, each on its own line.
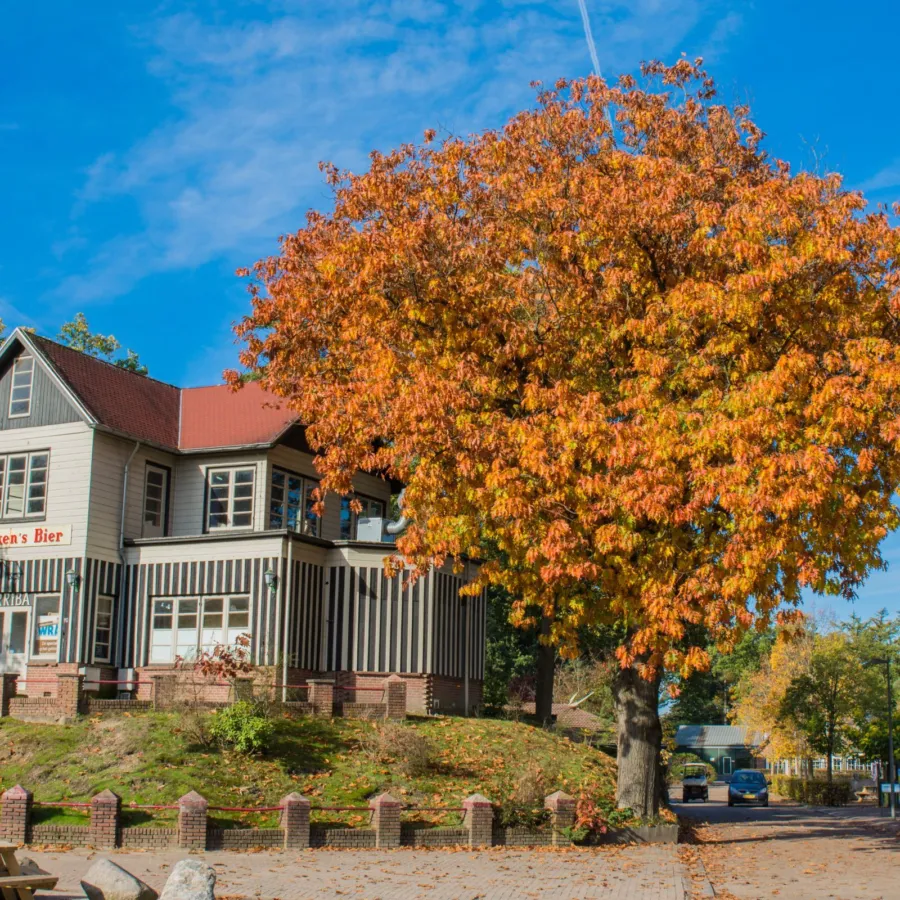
left=0, top=844, right=58, bottom=900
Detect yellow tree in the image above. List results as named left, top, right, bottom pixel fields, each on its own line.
left=233, top=60, right=900, bottom=815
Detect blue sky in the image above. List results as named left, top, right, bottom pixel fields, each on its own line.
left=2, top=1, right=899, bottom=619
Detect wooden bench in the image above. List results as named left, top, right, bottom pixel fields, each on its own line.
left=0, top=844, right=59, bottom=900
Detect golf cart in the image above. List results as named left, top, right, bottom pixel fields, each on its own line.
left=681, top=763, right=709, bottom=803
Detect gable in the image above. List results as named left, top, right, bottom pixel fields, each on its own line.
left=0, top=341, right=82, bottom=430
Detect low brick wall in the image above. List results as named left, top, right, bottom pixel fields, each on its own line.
left=208, top=828, right=285, bottom=850
left=8, top=697, right=61, bottom=721
left=493, top=827, right=554, bottom=847
left=401, top=826, right=469, bottom=847
left=85, top=699, right=154, bottom=714
left=31, top=824, right=89, bottom=846
left=120, top=827, right=178, bottom=849
left=337, top=702, right=388, bottom=718
left=311, top=827, right=377, bottom=848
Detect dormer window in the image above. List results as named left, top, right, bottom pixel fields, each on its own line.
left=9, top=355, right=34, bottom=418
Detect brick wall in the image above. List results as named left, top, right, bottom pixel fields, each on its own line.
left=31, top=825, right=90, bottom=846
left=310, top=827, right=377, bottom=848
left=208, top=828, right=285, bottom=850
left=120, top=827, right=178, bottom=849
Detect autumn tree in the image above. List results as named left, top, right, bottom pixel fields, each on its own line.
left=779, top=632, right=870, bottom=783
left=233, top=60, right=900, bottom=815
left=58, top=313, right=149, bottom=375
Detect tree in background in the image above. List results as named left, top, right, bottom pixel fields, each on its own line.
left=57, top=313, right=149, bottom=375
left=234, top=60, right=900, bottom=815
left=778, top=631, right=873, bottom=783
left=483, top=586, right=538, bottom=710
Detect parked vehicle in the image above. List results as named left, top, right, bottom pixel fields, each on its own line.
left=681, top=763, right=709, bottom=803
left=727, top=769, right=770, bottom=807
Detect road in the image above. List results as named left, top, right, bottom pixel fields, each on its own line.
left=674, top=784, right=899, bottom=900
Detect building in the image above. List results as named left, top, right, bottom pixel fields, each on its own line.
left=674, top=725, right=766, bottom=777
left=0, top=328, right=485, bottom=713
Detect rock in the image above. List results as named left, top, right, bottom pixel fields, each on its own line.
left=81, top=858, right=158, bottom=900
left=17, top=858, right=50, bottom=877
left=159, top=859, right=216, bottom=900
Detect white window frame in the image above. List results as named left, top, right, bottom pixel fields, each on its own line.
left=269, top=467, right=320, bottom=537
left=206, top=465, right=256, bottom=532
left=8, top=355, right=34, bottom=419
left=339, top=493, right=386, bottom=540
left=0, top=450, right=50, bottom=520
left=32, top=594, right=61, bottom=660
left=149, top=595, right=252, bottom=664
left=142, top=464, right=170, bottom=538
left=93, top=595, right=114, bottom=663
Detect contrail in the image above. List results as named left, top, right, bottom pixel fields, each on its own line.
left=577, top=0, right=602, bottom=77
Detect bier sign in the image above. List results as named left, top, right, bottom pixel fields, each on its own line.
left=0, top=525, right=72, bottom=547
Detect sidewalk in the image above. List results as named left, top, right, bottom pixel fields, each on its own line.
left=25, top=845, right=689, bottom=900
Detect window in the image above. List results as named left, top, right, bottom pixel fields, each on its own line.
left=93, top=596, right=114, bottom=662
left=150, top=595, right=251, bottom=663
left=339, top=495, right=386, bottom=540
left=143, top=465, right=169, bottom=538
left=33, top=595, right=60, bottom=658
left=269, top=468, right=320, bottom=536
left=206, top=467, right=255, bottom=530
left=8, top=356, right=34, bottom=418
left=0, top=452, right=49, bottom=519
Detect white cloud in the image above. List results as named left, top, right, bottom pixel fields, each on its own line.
left=59, top=0, right=742, bottom=304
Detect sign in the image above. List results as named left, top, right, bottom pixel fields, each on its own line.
left=0, top=525, right=72, bottom=547
left=880, top=783, right=900, bottom=794
left=0, top=594, right=29, bottom=608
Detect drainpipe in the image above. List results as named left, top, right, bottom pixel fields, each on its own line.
left=385, top=489, right=410, bottom=536
left=116, top=442, right=141, bottom=682
left=281, top=535, right=294, bottom=703
left=463, top=559, right=470, bottom=716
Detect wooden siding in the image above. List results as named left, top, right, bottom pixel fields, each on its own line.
left=0, top=346, right=81, bottom=430
left=325, top=563, right=485, bottom=679
left=0, top=422, right=94, bottom=557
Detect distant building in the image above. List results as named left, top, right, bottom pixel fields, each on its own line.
left=674, top=725, right=766, bottom=776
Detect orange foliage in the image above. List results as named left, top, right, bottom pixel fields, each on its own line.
left=232, top=60, right=900, bottom=678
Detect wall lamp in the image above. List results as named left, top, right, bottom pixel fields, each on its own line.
left=65, top=570, right=81, bottom=592
left=264, top=569, right=278, bottom=593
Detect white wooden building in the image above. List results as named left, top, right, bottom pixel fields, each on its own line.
left=0, top=328, right=485, bottom=712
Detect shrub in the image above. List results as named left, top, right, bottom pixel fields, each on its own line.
left=496, top=760, right=560, bottom=826
left=769, top=776, right=852, bottom=806
left=207, top=701, right=274, bottom=755
left=363, top=723, right=432, bottom=777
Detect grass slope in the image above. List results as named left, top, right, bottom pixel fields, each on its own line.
left=0, top=712, right=626, bottom=830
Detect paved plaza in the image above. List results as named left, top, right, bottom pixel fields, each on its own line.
left=27, top=844, right=688, bottom=900
left=676, top=785, right=899, bottom=900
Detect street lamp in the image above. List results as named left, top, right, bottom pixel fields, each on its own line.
left=865, top=657, right=895, bottom=819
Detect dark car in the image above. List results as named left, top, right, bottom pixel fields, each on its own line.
left=727, top=769, right=769, bottom=807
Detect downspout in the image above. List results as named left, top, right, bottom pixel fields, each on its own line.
left=281, top=535, right=294, bottom=703
left=463, top=559, right=470, bottom=716
left=385, top=489, right=409, bottom=536
left=116, top=441, right=141, bottom=684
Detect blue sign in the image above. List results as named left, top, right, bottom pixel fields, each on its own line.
left=880, top=784, right=900, bottom=793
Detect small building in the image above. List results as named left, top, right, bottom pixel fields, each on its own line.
left=674, top=725, right=766, bottom=777
left=0, top=328, right=485, bottom=713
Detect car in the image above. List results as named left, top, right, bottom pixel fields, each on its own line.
left=727, top=769, right=770, bottom=807
left=681, top=763, right=709, bottom=803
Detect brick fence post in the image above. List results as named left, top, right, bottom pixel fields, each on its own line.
left=463, top=793, right=494, bottom=848
left=151, top=674, right=177, bottom=710
left=280, top=792, right=311, bottom=850
left=308, top=680, right=334, bottom=717
left=56, top=673, right=84, bottom=718
left=0, top=785, right=32, bottom=844
left=383, top=675, right=407, bottom=720
left=0, top=674, right=18, bottom=717
left=369, top=792, right=402, bottom=848
left=90, top=789, right=121, bottom=849
left=178, top=791, right=208, bottom=850
left=544, top=790, right=576, bottom=846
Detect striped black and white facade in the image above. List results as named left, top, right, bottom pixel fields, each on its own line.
left=0, top=328, right=485, bottom=713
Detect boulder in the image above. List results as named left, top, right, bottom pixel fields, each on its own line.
left=159, top=859, right=216, bottom=900
left=17, top=858, right=50, bottom=877
left=81, top=858, right=158, bottom=900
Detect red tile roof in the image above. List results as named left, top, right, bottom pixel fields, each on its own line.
left=33, top=335, right=181, bottom=448
left=179, top=383, right=297, bottom=450
left=30, top=334, right=299, bottom=452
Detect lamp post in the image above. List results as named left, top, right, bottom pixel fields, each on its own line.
left=865, top=657, right=895, bottom=819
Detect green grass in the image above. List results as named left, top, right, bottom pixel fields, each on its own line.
left=0, top=711, right=625, bottom=830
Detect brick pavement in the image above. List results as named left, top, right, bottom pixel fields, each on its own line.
left=24, top=844, right=688, bottom=899
left=678, top=785, right=899, bottom=900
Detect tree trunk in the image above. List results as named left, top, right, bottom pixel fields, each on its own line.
left=534, top=614, right=555, bottom=724
left=612, top=659, right=664, bottom=816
